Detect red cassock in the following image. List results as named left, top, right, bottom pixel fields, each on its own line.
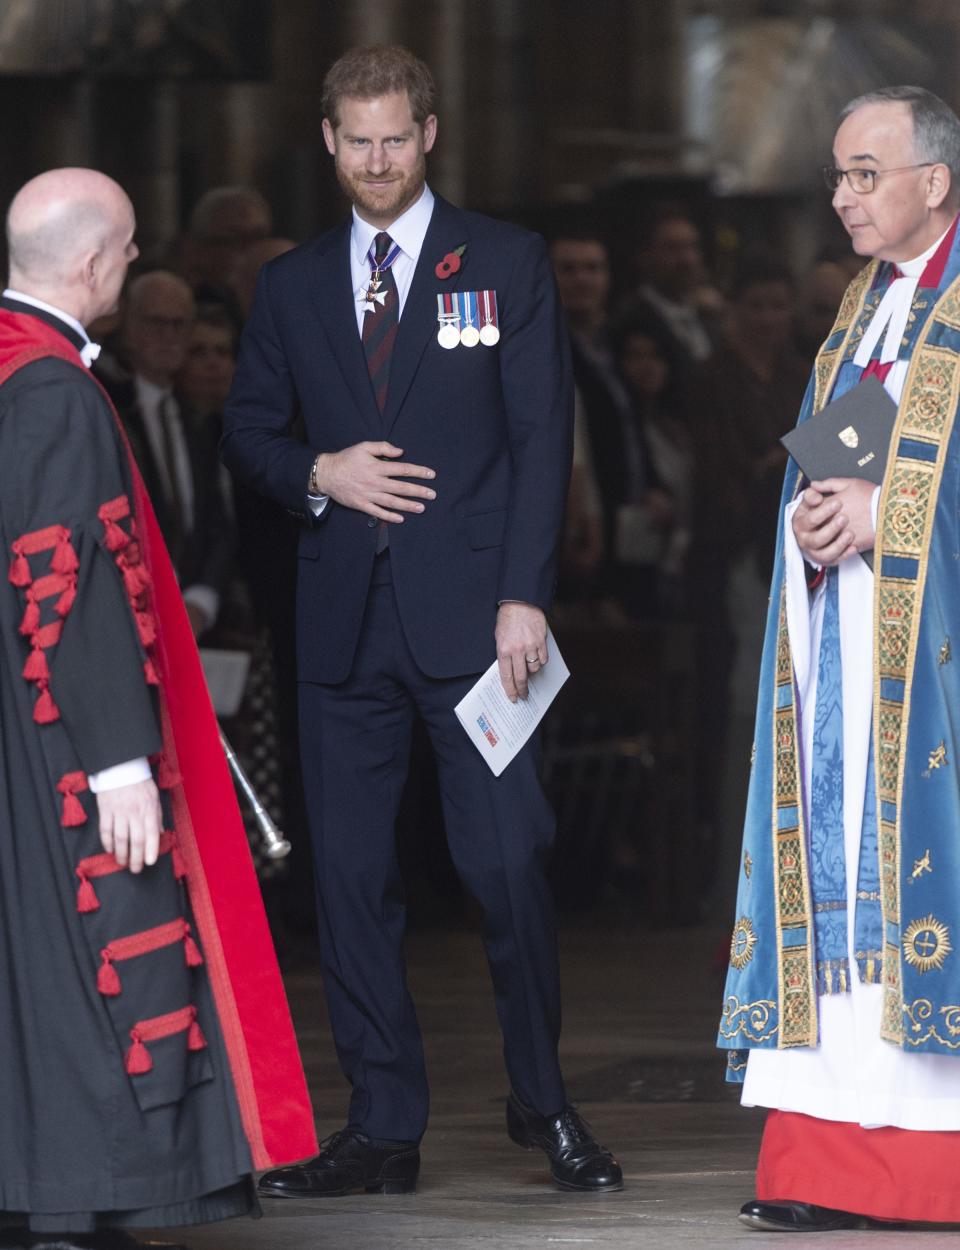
left=758, top=1110, right=960, bottom=1223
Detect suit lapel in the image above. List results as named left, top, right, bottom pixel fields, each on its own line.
left=307, top=224, right=382, bottom=435
left=383, top=196, right=469, bottom=434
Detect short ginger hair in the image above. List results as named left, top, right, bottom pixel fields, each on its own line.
left=321, top=44, right=437, bottom=128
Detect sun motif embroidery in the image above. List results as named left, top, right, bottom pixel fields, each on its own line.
left=730, top=917, right=758, bottom=971
left=903, top=916, right=952, bottom=974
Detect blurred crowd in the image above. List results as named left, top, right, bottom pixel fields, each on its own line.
left=92, top=183, right=862, bottom=925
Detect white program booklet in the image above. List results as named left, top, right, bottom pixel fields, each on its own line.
left=454, top=627, right=570, bottom=776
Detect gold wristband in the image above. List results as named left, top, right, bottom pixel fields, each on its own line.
left=308, top=454, right=322, bottom=496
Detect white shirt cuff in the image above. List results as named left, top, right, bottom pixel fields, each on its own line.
left=307, top=493, right=330, bottom=516
left=88, top=757, right=152, bottom=793
left=183, top=584, right=219, bottom=631
left=870, top=485, right=881, bottom=533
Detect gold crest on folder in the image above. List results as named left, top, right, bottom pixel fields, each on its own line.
left=838, top=425, right=859, bottom=448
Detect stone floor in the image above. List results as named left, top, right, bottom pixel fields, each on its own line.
left=156, top=920, right=957, bottom=1249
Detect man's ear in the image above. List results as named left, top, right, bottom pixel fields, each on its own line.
left=82, top=250, right=99, bottom=291
left=422, top=114, right=438, bottom=154
left=927, top=162, right=952, bottom=209
left=322, top=117, right=337, bottom=157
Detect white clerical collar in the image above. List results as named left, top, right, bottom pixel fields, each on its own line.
left=896, top=222, right=952, bottom=279
left=853, top=222, right=955, bottom=370
left=351, top=184, right=435, bottom=268
left=3, top=287, right=100, bottom=367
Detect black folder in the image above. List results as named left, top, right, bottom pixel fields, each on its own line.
left=780, top=375, right=898, bottom=571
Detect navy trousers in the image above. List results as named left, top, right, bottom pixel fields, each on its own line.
left=298, top=555, right=566, bottom=1141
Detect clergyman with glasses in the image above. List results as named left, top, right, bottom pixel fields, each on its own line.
left=719, top=85, right=960, bottom=1232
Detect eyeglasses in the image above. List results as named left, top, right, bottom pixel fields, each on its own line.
left=822, top=163, right=934, bottom=194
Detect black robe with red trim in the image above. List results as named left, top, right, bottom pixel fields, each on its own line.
left=0, top=306, right=316, bottom=1234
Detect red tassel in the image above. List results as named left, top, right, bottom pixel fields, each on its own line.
left=19, top=598, right=40, bottom=636
left=125, top=1032, right=153, bottom=1075
left=22, top=645, right=49, bottom=682
left=171, top=842, right=187, bottom=880
left=183, top=928, right=203, bottom=968
left=135, top=612, right=156, bottom=647
left=103, top=518, right=129, bottom=552
left=55, top=583, right=76, bottom=616
left=8, top=549, right=30, bottom=587
left=143, top=657, right=159, bottom=686
left=33, top=686, right=60, bottom=724
left=97, top=952, right=121, bottom=996
left=61, top=792, right=86, bottom=827
left=122, top=562, right=151, bottom=596
left=76, top=874, right=100, bottom=914
left=187, top=1017, right=207, bottom=1052
left=51, top=539, right=78, bottom=575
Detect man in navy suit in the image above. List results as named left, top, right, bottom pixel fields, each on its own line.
left=221, top=44, right=621, bottom=1196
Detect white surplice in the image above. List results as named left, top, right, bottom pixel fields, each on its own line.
left=742, top=231, right=960, bottom=1130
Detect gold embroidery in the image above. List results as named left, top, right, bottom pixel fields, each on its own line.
left=925, top=740, right=948, bottom=774
left=872, top=286, right=960, bottom=1043
left=903, top=916, right=953, bottom=973
left=730, top=917, right=758, bottom=970
left=750, top=741, right=757, bottom=766
left=939, top=637, right=952, bottom=665
left=909, top=850, right=932, bottom=884
left=903, top=998, right=960, bottom=1048
left=726, top=1055, right=748, bottom=1073
left=719, top=995, right=778, bottom=1043
left=744, top=850, right=752, bottom=880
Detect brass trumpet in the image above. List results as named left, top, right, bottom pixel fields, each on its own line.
left=219, top=726, right=291, bottom=859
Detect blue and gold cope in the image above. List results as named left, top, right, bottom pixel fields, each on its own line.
left=720, top=227, right=960, bottom=1082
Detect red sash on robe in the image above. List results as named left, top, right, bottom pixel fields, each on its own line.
left=0, top=310, right=317, bottom=1169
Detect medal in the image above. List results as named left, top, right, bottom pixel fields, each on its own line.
left=359, top=236, right=401, bottom=311
left=436, top=294, right=461, bottom=348
left=459, top=291, right=480, bottom=347
left=479, top=289, right=500, bottom=346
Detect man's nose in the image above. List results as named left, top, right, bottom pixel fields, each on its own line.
left=366, top=144, right=389, bottom=173
left=832, top=177, right=855, bottom=212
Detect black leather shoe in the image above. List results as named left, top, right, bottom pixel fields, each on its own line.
left=258, top=1128, right=420, bottom=1197
left=739, top=1199, right=864, bottom=1231
left=506, top=1093, right=623, bottom=1191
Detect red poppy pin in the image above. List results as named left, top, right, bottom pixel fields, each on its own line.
left=435, top=244, right=467, bottom=279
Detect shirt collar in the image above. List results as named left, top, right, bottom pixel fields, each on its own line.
left=134, top=374, right=172, bottom=410
left=3, top=288, right=99, bottom=366
left=351, top=184, right=435, bottom=268
left=896, top=220, right=954, bottom=280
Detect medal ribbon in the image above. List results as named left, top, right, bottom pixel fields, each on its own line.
left=480, top=289, right=498, bottom=329
left=367, top=237, right=402, bottom=275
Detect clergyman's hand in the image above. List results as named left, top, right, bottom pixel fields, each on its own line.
left=312, top=441, right=437, bottom=523
left=97, top=778, right=163, bottom=874
left=495, top=603, right=548, bottom=703
left=792, top=477, right=876, bottom=567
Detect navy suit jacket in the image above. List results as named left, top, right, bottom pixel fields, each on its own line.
left=221, top=194, right=573, bottom=684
